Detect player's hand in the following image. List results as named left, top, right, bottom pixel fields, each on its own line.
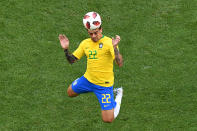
left=59, top=34, right=69, bottom=49
left=112, top=35, right=121, bottom=48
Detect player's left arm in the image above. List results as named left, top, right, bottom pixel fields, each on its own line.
left=59, top=34, right=78, bottom=64
left=112, top=35, right=123, bottom=67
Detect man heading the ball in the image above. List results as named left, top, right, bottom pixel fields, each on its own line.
left=59, top=12, right=123, bottom=123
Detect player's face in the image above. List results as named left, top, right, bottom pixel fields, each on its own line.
left=88, top=28, right=102, bottom=42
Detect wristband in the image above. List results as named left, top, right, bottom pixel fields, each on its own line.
left=64, top=49, right=68, bottom=53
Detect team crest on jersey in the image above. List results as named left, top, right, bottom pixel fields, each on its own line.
left=99, top=43, right=103, bottom=48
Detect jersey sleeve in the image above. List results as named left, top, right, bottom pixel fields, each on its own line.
left=72, top=41, right=85, bottom=60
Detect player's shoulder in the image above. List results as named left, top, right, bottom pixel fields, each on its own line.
left=103, top=36, right=112, bottom=41
left=79, top=38, right=92, bottom=46
left=102, top=36, right=113, bottom=47
left=82, top=38, right=92, bottom=42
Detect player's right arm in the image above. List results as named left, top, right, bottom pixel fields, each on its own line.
left=112, top=35, right=123, bottom=67
left=59, top=34, right=78, bottom=64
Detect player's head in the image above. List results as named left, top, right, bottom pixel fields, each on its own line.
left=87, top=26, right=102, bottom=42
left=83, top=12, right=103, bottom=42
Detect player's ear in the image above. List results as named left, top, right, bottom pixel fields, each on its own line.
left=99, top=26, right=102, bottom=33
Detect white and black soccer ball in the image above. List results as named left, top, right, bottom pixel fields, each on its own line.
left=83, top=12, right=101, bottom=30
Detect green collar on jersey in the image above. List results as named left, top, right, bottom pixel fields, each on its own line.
left=100, top=35, right=104, bottom=40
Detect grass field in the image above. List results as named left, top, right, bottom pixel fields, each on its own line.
left=0, top=0, right=197, bottom=130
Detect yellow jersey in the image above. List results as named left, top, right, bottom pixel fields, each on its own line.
left=73, top=36, right=115, bottom=87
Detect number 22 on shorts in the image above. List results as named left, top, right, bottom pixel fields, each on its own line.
left=102, top=94, right=111, bottom=103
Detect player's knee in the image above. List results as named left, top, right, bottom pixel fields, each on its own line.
left=67, top=85, right=78, bottom=97
left=102, top=117, right=114, bottom=123
left=67, top=86, right=73, bottom=97
left=67, top=88, right=72, bottom=97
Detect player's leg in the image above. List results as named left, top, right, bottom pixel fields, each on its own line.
left=101, top=88, right=123, bottom=122
left=94, top=85, right=117, bottom=123
left=67, top=85, right=79, bottom=97
left=101, top=109, right=114, bottom=123
left=67, top=76, right=93, bottom=97
left=94, top=86, right=123, bottom=122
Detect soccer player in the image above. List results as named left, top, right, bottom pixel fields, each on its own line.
left=58, top=12, right=123, bottom=123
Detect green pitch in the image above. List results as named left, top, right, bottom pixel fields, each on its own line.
left=0, top=0, right=197, bottom=130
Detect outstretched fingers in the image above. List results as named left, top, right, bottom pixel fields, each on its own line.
left=112, top=35, right=121, bottom=47
left=59, top=34, right=64, bottom=40
left=63, top=34, right=68, bottom=40
left=116, top=35, right=120, bottom=39
left=115, top=35, right=120, bottom=42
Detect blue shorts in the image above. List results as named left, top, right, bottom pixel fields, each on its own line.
left=71, top=76, right=116, bottom=110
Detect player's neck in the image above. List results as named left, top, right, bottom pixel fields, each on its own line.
left=99, top=34, right=104, bottom=40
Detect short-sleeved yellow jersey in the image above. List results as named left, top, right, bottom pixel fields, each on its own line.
left=73, top=36, right=115, bottom=87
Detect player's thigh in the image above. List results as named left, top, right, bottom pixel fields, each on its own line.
left=102, top=109, right=114, bottom=123
left=67, top=85, right=78, bottom=97
left=93, top=86, right=116, bottom=123
left=94, top=86, right=116, bottom=110
left=68, top=76, right=93, bottom=96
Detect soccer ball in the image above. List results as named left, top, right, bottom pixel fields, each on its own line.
left=83, top=12, right=102, bottom=30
